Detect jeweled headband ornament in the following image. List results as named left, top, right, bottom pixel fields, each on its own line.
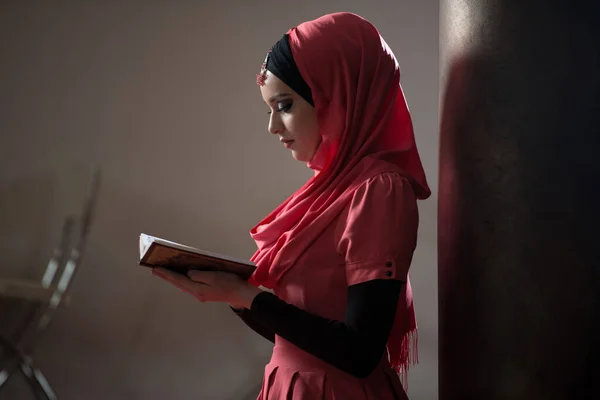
left=256, top=49, right=271, bottom=86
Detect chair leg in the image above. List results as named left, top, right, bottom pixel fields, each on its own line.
left=0, top=365, right=15, bottom=389
left=31, top=367, right=57, bottom=400
left=0, top=340, right=21, bottom=392
left=20, top=355, right=57, bottom=400
left=0, top=336, right=57, bottom=400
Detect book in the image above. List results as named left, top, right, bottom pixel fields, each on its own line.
left=138, top=233, right=256, bottom=280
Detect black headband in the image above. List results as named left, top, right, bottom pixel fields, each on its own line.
left=266, top=34, right=314, bottom=106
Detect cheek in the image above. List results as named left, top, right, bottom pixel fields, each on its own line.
left=308, top=128, right=321, bottom=152
left=296, top=124, right=320, bottom=149
left=292, top=114, right=320, bottom=143
left=305, top=118, right=321, bottom=150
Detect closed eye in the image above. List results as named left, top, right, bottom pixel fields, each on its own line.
left=267, top=100, right=293, bottom=115
left=277, top=101, right=292, bottom=113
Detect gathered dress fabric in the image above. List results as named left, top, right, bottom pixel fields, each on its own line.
left=258, top=172, right=417, bottom=399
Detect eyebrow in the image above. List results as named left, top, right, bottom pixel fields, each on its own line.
left=267, top=92, right=292, bottom=103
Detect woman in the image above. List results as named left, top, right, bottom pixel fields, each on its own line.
left=152, top=12, right=430, bottom=399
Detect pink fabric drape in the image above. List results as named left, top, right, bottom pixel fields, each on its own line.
left=249, top=12, right=430, bottom=382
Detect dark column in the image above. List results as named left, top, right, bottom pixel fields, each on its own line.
left=438, top=1, right=600, bottom=399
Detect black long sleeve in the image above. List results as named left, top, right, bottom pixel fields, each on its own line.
left=232, top=279, right=402, bottom=378
left=231, top=306, right=275, bottom=343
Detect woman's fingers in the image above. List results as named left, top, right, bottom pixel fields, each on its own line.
left=186, top=270, right=217, bottom=284
left=152, top=268, right=186, bottom=290
left=152, top=267, right=208, bottom=300
left=153, top=267, right=185, bottom=284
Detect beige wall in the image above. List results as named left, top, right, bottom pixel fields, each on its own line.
left=0, top=1, right=439, bottom=399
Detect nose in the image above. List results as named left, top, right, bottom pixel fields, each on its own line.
left=268, top=113, right=285, bottom=135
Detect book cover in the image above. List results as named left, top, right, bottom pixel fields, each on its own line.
left=139, top=233, right=256, bottom=280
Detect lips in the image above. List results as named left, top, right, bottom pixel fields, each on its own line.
left=281, top=139, right=294, bottom=148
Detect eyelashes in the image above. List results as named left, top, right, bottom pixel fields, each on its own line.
left=277, top=101, right=293, bottom=113
left=267, top=100, right=293, bottom=115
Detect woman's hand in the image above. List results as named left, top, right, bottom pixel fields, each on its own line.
left=151, top=267, right=262, bottom=309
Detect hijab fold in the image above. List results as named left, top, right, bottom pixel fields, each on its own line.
left=249, top=12, right=431, bottom=388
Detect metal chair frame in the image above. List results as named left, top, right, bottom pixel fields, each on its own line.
left=0, top=168, right=100, bottom=399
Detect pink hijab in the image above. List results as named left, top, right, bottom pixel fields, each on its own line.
left=249, top=12, right=430, bottom=382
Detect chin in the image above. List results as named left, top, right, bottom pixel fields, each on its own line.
left=291, top=150, right=310, bottom=162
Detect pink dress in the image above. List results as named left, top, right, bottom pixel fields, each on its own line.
left=257, top=172, right=418, bottom=399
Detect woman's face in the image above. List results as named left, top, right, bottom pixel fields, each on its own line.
left=260, top=71, right=321, bottom=163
